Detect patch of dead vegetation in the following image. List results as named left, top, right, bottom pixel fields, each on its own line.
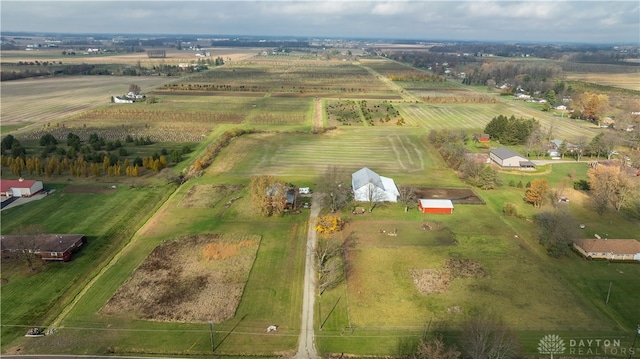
left=101, top=233, right=260, bottom=323
left=411, top=258, right=486, bottom=295
left=178, top=184, right=243, bottom=208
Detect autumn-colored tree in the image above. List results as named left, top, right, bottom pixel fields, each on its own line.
left=315, top=215, right=344, bottom=236
left=525, top=178, right=549, bottom=208
left=576, top=92, right=609, bottom=124
left=249, top=175, right=288, bottom=216
left=587, top=165, right=635, bottom=212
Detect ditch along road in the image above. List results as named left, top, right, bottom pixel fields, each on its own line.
left=295, top=202, right=321, bottom=359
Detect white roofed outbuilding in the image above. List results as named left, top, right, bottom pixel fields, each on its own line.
left=351, top=167, right=399, bottom=203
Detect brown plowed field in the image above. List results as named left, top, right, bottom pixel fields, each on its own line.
left=413, top=187, right=484, bottom=204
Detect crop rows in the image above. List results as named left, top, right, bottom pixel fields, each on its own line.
left=19, top=124, right=209, bottom=143
left=246, top=114, right=306, bottom=125
left=71, top=108, right=244, bottom=124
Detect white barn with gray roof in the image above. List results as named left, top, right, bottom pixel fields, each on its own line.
left=490, top=148, right=535, bottom=169
left=351, top=167, right=399, bottom=202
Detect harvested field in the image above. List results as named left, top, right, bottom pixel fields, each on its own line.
left=63, top=186, right=117, bottom=194
left=414, top=187, right=484, bottom=204
left=411, top=258, right=486, bottom=295
left=178, top=184, right=243, bottom=208
left=101, top=233, right=260, bottom=323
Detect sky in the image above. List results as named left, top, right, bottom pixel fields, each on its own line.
left=1, top=1, right=639, bottom=44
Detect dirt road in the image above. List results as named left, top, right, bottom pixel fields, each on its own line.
left=294, top=201, right=321, bottom=359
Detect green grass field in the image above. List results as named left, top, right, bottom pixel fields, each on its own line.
left=2, top=53, right=638, bottom=357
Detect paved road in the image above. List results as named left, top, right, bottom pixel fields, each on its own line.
left=294, top=202, right=321, bottom=359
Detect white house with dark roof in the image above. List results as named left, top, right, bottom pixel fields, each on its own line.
left=490, top=148, right=535, bottom=169
left=351, top=167, right=399, bottom=202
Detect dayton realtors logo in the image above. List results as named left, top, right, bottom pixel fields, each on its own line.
left=538, top=334, right=566, bottom=357
left=538, top=334, right=636, bottom=357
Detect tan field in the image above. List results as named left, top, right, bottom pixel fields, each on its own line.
left=1, top=47, right=259, bottom=66
left=565, top=72, right=640, bottom=91
left=0, top=48, right=259, bottom=132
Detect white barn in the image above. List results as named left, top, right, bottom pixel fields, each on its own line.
left=490, top=148, right=535, bottom=169
left=351, top=167, right=399, bottom=203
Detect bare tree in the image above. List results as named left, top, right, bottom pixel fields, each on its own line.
left=398, top=185, right=416, bottom=212
left=364, top=183, right=386, bottom=212
left=525, top=123, right=544, bottom=157
left=128, top=83, right=141, bottom=95
left=314, top=232, right=355, bottom=294
left=412, top=335, right=461, bottom=359
left=461, top=316, right=520, bottom=359
left=315, top=165, right=351, bottom=212
left=535, top=208, right=578, bottom=257
left=12, top=224, right=45, bottom=271
left=572, top=135, right=589, bottom=162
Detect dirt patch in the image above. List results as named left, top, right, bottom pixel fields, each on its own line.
left=411, top=258, right=486, bottom=295
left=101, top=233, right=260, bottom=323
left=178, top=184, right=243, bottom=208
left=413, top=187, right=484, bottom=204
left=63, top=185, right=117, bottom=194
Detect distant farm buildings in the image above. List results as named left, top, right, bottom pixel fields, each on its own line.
left=1, top=178, right=43, bottom=198
left=147, top=50, right=166, bottom=58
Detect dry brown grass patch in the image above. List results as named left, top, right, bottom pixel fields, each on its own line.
left=101, top=233, right=260, bottom=323
left=411, top=258, right=486, bottom=295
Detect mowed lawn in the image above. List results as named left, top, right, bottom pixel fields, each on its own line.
left=0, top=184, right=173, bottom=352
left=315, top=168, right=640, bottom=356
left=205, top=127, right=459, bottom=187
left=398, top=101, right=596, bottom=140
left=12, top=176, right=307, bottom=355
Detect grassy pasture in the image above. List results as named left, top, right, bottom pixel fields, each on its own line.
left=204, top=129, right=459, bottom=187
left=14, top=178, right=308, bottom=355
left=315, top=170, right=640, bottom=356
left=0, top=184, right=173, bottom=352
left=398, top=101, right=597, bottom=140
left=3, top=53, right=639, bottom=357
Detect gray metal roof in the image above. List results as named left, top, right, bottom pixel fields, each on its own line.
left=352, top=167, right=383, bottom=190
left=490, top=147, right=525, bottom=160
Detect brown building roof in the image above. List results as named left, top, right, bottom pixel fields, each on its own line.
left=1, top=234, right=85, bottom=253
left=573, top=238, right=640, bottom=254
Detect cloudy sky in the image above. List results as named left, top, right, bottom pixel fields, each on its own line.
left=1, top=1, right=639, bottom=43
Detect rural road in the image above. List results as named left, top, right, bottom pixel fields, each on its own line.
left=294, top=201, right=321, bottom=359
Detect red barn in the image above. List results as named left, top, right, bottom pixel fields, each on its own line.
left=418, top=199, right=454, bottom=214
left=1, top=178, right=43, bottom=197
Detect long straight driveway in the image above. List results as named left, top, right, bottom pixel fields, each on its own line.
left=294, top=203, right=321, bottom=359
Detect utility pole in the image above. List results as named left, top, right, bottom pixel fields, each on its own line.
left=209, top=321, right=214, bottom=353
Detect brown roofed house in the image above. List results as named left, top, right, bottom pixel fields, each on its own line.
left=1, top=234, right=85, bottom=262
left=573, top=238, right=640, bottom=261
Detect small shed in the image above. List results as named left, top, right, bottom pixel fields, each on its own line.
left=418, top=199, right=454, bottom=214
